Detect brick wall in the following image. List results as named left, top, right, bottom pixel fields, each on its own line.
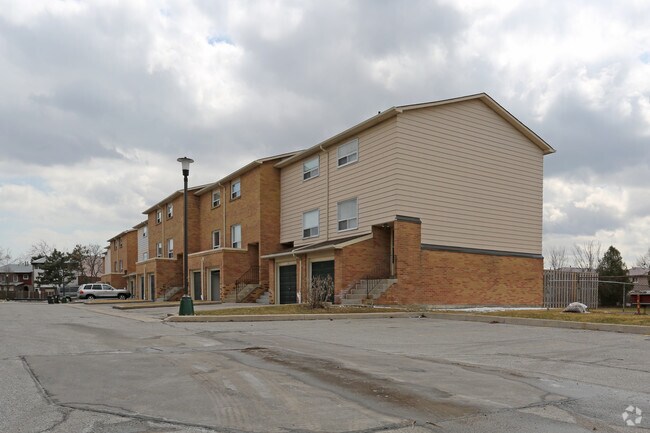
left=377, top=219, right=543, bottom=306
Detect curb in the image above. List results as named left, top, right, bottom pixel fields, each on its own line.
left=423, top=313, right=650, bottom=335
left=113, top=301, right=222, bottom=310
left=165, top=311, right=650, bottom=334
left=165, top=312, right=423, bottom=322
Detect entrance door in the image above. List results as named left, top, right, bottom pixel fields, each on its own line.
left=210, top=270, right=221, bottom=301
left=149, top=274, right=155, bottom=300
left=140, top=276, right=145, bottom=299
left=311, top=260, right=335, bottom=302
left=279, top=265, right=297, bottom=304
left=193, top=271, right=202, bottom=300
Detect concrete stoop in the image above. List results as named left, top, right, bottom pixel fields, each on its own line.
left=156, top=286, right=184, bottom=302
left=223, top=284, right=260, bottom=303
left=341, top=279, right=397, bottom=305
left=256, top=291, right=270, bottom=304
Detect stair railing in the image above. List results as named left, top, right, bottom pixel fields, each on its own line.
left=234, top=265, right=260, bottom=302
left=363, top=255, right=397, bottom=298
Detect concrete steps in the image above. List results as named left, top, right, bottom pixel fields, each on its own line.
left=256, top=291, right=270, bottom=304
left=223, top=284, right=260, bottom=303
left=341, top=279, right=397, bottom=305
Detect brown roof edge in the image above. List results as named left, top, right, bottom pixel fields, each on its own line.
left=141, top=185, right=205, bottom=214
left=107, top=228, right=137, bottom=242
left=275, top=93, right=555, bottom=168
left=195, top=150, right=302, bottom=196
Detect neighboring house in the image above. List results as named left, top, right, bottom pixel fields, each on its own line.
left=264, top=93, right=555, bottom=306
left=628, top=267, right=650, bottom=292
left=0, top=264, right=34, bottom=298
left=135, top=186, right=203, bottom=301
left=187, top=152, right=298, bottom=302
left=101, top=229, right=138, bottom=293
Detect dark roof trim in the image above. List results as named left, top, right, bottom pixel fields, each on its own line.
left=395, top=215, right=421, bottom=224
left=421, top=244, right=543, bottom=259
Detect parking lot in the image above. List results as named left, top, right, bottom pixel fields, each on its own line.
left=1, top=301, right=649, bottom=432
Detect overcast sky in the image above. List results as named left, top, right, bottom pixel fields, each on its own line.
left=1, top=0, right=649, bottom=266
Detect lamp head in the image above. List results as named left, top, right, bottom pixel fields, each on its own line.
left=177, top=157, right=194, bottom=176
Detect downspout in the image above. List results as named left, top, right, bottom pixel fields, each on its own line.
left=293, top=251, right=302, bottom=304
left=219, top=182, right=226, bottom=245
left=201, top=256, right=205, bottom=301
left=320, top=145, right=329, bottom=240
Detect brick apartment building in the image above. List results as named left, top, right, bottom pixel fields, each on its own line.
left=134, top=186, right=202, bottom=300
left=101, top=229, right=138, bottom=292
left=264, top=93, right=554, bottom=306
left=104, top=93, right=554, bottom=307
left=186, top=152, right=297, bottom=303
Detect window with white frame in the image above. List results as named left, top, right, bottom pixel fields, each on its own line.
left=302, top=209, right=320, bottom=238
left=167, top=239, right=174, bottom=258
left=13, top=275, right=18, bottom=282
left=156, top=209, right=162, bottom=224
left=337, top=198, right=358, bottom=231
left=167, top=203, right=173, bottom=219
left=143, top=252, right=149, bottom=260
left=337, top=138, right=358, bottom=167
left=114, top=261, right=118, bottom=271
left=156, top=242, right=162, bottom=258
left=23, top=274, right=29, bottom=280
left=212, top=230, right=221, bottom=249
left=119, top=238, right=123, bottom=248
left=143, top=226, right=147, bottom=237
left=231, top=179, right=241, bottom=199
left=212, top=190, right=221, bottom=207
left=119, top=259, right=123, bottom=271
left=303, top=156, right=319, bottom=180
left=231, top=224, right=242, bottom=248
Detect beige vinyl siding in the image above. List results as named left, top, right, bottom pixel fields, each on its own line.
left=395, top=99, right=543, bottom=254
left=137, top=226, right=148, bottom=262
left=281, top=118, right=399, bottom=245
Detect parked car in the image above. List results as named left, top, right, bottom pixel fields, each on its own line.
left=77, top=283, right=131, bottom=300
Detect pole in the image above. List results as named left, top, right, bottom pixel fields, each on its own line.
left=183, top=172, right=188, bottom=297
left=178, top=157, right=195, bottom=316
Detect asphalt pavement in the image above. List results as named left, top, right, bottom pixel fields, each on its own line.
left=1, top=301, right=649, bottom=432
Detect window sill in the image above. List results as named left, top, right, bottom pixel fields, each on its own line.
left=337, top=159, right=358, bottom=169
left=230, top=196, right=241, bottom=202
left=337, top=227, right=358, bottom=233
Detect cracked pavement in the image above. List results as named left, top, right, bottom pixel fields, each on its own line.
left=1, top=302, right=649, bottom=432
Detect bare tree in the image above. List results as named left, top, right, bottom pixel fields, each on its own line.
left=83, top=244, right=104, bottom=277
left=27, top=240, right=54, bottom=260
left=636, top=248, right=650, bottom=268
left=545, top=246, right=568, bottom=270
left=572, top=240, right=602, bottom=271
left=0, top=247, right=12, bottom=266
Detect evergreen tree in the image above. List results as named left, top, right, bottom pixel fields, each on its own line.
left=36, top=249, right=76, bottom=294
left=597, top=246, right=630, bottom=306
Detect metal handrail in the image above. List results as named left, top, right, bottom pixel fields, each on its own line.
left=363, top=255, right=396, bottom=298
left=234, top=265, right=260, bottom=302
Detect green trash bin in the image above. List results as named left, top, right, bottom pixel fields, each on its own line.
left=179, top=295, right=194, bottom=316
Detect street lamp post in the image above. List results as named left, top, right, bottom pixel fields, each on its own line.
left=177, top=156, right=195, bottom=316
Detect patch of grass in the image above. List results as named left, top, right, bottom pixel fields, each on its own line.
left=476, top=308, right=650, bottom=326
left=196, top=304, right=407, bottom=316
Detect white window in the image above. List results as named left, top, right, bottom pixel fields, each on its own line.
left=212, top=230, right=221, bottom=249
left=231, top=224, right=242, bottom=248
left=23, top=274, right=29, bottom=280
left=143, top=227, right=147, bottom=237
left=119, top=259, right=123, bottom=271
left=231, top=179, right=241, bottom=199
left=13, top=275, right=18, bottom=282
left=337, top=138, right=358, bottom=167
left=156, top=209, right=162, bottom=224
left=143, top=252, right=149, bottom=260
left=118, top=238, right=123, bottom=248
left=212, top=190, right=221, bottom=207
left=337, top=198, right=358, bottom=231
left=167, top=238, right=174, bottom=258
left=156, top=242, right=162, bottom=258
left=303, top=156, right=319, bottom=180
left=302, top=209, right=320, bottom=238
left=167, top=203, right=173, bottom=219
